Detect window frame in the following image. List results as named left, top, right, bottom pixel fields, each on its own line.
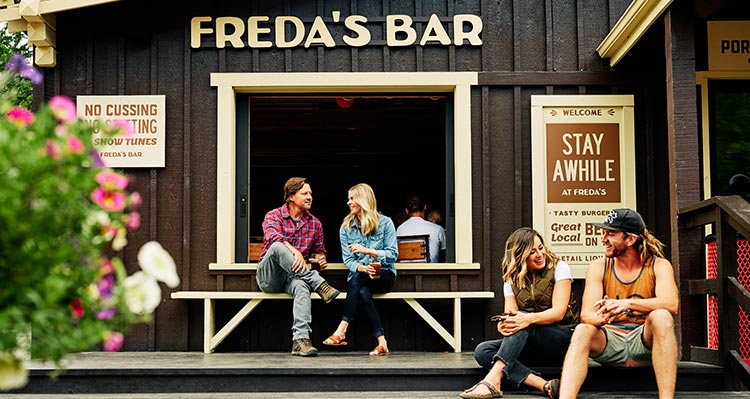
left=210, top=72, right=477, bottom=269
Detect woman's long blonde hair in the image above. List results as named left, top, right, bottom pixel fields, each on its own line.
left=342, top=183, right=380, bottom=236
left=501, top=227, right=560, bottom=289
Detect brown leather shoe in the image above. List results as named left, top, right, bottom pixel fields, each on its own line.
left=315, top=281, right=340, bottom=303
left=291, top=338, right=318, bottom=357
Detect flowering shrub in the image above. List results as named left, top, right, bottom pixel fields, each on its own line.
left=0, top=55, right=178, bottom=390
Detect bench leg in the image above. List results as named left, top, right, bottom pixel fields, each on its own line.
left=203, top=299, right=214, bottom=354
left=211, top=299, right=265, bottom=352
left=203, top=298, right=265, bottom=353
left=403, top=298, right=459, bottom=352
left=454, top=298, right=462, bottom=353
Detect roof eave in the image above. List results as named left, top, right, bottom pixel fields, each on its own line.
left=597, top=0, right=674, bottom=67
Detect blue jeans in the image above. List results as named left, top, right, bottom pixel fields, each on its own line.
left=342, top=269, right=395, bottom=338
left=256, top=242, right=325, bottom=340
left=474, top=324, right=573, bottom=387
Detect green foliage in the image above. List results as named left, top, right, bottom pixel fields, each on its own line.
left=0, top=24, right=32, bottom=109
left=0, top=106, right=135, bottom=362
left=0, top=58, right=178, bottom=390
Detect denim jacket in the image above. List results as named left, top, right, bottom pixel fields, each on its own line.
left=339, top=214, right=398, bottom=282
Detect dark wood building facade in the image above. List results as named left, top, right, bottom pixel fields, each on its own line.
left=4, top=0, right=749, bottom=356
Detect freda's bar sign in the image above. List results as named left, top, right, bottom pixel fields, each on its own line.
left=191, top=12, right=482, bottom=49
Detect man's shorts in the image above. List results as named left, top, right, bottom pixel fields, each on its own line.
left=591, top=324, right=652, bottom=366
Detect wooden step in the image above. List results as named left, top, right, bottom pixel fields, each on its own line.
left=9, top=352, right=729, bottom=395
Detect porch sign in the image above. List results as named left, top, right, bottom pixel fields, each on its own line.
left=76, top=95, right=166, bottom=168
left=531, top=95, right=636, bottom=277
left=708, top=21, right=750, bottom=71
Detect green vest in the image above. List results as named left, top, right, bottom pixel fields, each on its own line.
left=511, top=263, right=579, bottom=328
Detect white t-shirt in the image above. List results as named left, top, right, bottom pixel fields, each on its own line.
left=396, top=216, right=447, bottom=263
left=503, top=260, right=573, bottom=297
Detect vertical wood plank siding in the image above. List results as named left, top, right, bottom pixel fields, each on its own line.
left=43, top=0, right=683, bottom=351
left=664, top=2, right=702, bottom=360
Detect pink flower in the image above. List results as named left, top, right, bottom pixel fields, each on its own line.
left=100, top=259, right=114, bottom=274
left=96, top=308, right=116, bottom=320
left=95, top=171, right=129, bottom=190
left=48, top=96, right=76, bottom=122
left=69, top=298, right=84, bottom=318
left=90, top=188, right=126, bottom=211
left=102, top=331, right=124, bottom=352
left=97, top=274, right=114, bottom=299
left=128, top=192, right=142, bottom=209
left=46, top=140, right=60, bottom=159
left=101, top=224, right=117, bottom=241
left=66, top=136, right=84, bottom=154
left=55, top=124, right=67, bottom=137
left=110, top=119, right=135, bottom=138
left=6, top=107, right=34, bottom=126
left=124, top=212, right=141, bottom=231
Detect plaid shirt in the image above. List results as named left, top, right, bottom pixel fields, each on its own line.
left=258, top=203, right=326, bottom=262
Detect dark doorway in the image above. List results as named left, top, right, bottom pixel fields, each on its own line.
left=708, top=81, right=750, bottom=199
left=236, top=95, right=451, bottom=263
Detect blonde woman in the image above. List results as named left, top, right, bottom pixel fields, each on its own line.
left=322, top=183, right=398, bottom=356
left=461, top=227, right=579, bottom=399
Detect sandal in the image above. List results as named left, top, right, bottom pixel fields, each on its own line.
left=322, top=334, right=347, bottom=346
left=368, top=345, right=389, bottom=356
left=459, top=380, right=503, bottom=398
left=543, top=378, right=560, bottom=399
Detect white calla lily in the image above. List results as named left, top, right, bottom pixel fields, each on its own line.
left=137, top=241, right=179, bottom=288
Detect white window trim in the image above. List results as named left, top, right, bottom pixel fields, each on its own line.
left=695, top=70, right=750, bottom=201
left=210, top=72, right=478, bottom=267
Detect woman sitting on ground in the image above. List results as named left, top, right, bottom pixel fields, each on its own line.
left=461, top=227, right=579, bottom=399
left=323, top=183, right=398, bottom=356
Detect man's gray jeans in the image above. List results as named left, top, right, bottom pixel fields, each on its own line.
left=256, top=242, right=325, bottom=340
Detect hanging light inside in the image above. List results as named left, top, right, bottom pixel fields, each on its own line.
left=336, top=97, right=354, bottom=109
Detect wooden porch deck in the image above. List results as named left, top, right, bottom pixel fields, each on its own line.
left=2, top=392, right=750, bottom=398
left=1, top=351, right=742, bottom=397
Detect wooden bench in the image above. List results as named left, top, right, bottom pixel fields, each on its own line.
left=171, top=289, right=494, bottom=354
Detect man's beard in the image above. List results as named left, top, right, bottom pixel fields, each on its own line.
left=606, top=242, right=627, bottom=258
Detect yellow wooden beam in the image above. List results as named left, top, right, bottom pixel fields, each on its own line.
left=597, top=0, right=674, bottom=66
left=7, top=19, right=27, bottom=33
left=19, top=0, right=54, bottom=25
left=1, top=0, right=118, bottom=68
left=34, top=45, right=55, bottom=67
left=38, top=0, right=120, bottom=14
left=28, top=21, right=56, bottom=47
left=0, top=5, right=21, bottom=23
left=0, top=0, right=120, bottom=24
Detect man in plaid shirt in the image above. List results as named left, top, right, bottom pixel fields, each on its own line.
left=256, top=177, right=341, bottom=357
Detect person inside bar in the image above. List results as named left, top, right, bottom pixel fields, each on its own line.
left=323, top=183, right=398, bottom=356
left=396, top=192, right=447, bottom=263
left=461, top=227, right=579, bottom=399
left=255, top=177, right=341, bottom=357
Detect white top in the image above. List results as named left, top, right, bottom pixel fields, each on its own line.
left=396, top=216, right=447, bottom=263
left=503, top=260, right=573, bottom=297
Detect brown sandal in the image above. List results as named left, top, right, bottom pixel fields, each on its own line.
left=459, top=380, right=503, bottom=398
left=368, top=345, right=389, bottom=356
left=322, top=334, right=347, bottom=346
left=543, top=379, right=560, bottom=399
